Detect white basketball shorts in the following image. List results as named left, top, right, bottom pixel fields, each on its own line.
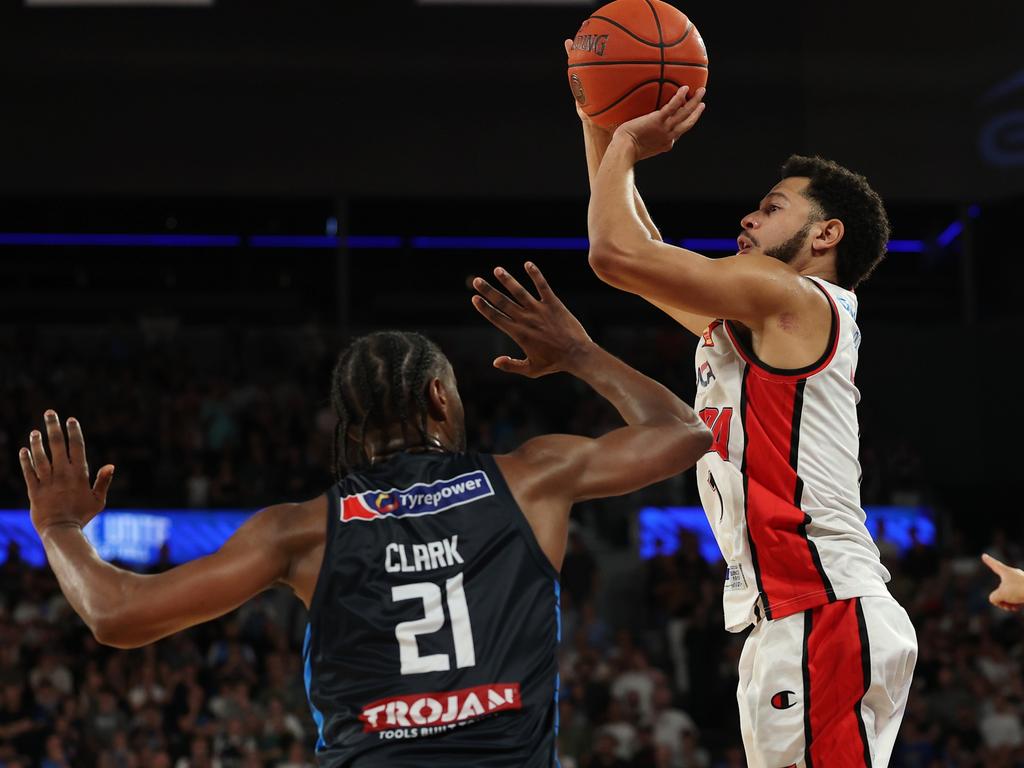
left=737, top=594, right=917, bottom=767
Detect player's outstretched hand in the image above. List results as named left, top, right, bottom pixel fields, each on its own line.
left=472, top=262, right=594, bottom=378
left=615, top=85, right=706, bottom=162
left=19, top=411, right=115, bottom=534
left=982, top=553, right=1024, bottom=612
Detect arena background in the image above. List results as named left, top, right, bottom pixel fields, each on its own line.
left=1, top=2, right=1023, bottom=767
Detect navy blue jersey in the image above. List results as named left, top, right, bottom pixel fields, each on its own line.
left=302, top=450, right=561, bottom=767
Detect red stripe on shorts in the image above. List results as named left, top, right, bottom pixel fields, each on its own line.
left=803, top=598, right=872, bottom=767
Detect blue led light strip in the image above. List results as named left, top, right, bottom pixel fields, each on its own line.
left=0, top=232, right=943, bottom=253
left=0, top=233, right=241, bottom=247
left=411, top=236, right=591, bottom=250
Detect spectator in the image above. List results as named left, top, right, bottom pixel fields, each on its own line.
left=650, top=684, right=697, bottom=764
left=174, top=735, right=222, bottom=768
left=980, top=694, right=1024, bottom=750
left=39, top=734, right=70, bottom=768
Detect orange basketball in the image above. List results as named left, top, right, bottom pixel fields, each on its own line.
left=567, top=0, right=708, bottom=129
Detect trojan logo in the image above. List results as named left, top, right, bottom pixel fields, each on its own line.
left=771, top=690, right=797, bottom=710
left=360, top=683, right=521, bottom=734
left=339, top=471, right=495, bottom=523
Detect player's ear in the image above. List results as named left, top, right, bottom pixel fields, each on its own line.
left=812, top=218, right=844, bottom=254
left=426, top=377, right=448, bottom=422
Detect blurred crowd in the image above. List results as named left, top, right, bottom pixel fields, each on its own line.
left=0, top=325, right=924, bottom=518
left=2, top=524, right=1023, bottom=767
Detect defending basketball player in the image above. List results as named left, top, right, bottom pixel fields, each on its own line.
left=19, top=263, right=710, bottom=767
left=565, top=40, right=918, bottom=768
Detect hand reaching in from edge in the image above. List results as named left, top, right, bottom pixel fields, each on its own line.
left=982, top=553, right=1024, bottom=612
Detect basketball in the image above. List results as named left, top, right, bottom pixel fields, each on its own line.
left=567, top=0, right=708, bottom=129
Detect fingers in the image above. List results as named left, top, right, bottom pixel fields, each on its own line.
left=92, top=464, right=115, bottom=508
left=669, top=104, right=705, bottom=140
left=473, top=277, right=523, bottom=318
left=18, top=448, right=38, bottom=490
left=990, top=590, right=1022, bottom=612
left=982, top=553, right=1010, bottom=575
left=29, top=429, right=51, bottom=482
left=471, top=294, right=517, bottom=335
left=66, top=417, right=89, bottom=475
left=666, top=87, right=706, bottom=129
left=659, top=85, right=690, bottom=118
left=43, top=410, right=68, bottom=472
left=564, top=38, right=572, bottom=57
left=524, top=262, right=556, bottom=303
left=492, top=267, right=537, bottom=307
left=493, top=356, right=533, bottom=377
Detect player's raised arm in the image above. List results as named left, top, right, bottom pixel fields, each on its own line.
left=564, top=38, right=712, bottom=336
left=470, top=263, right=710, bottom=530
left=19, top=413, right=316, bottom=648
left=585, top=88, right=812, bottom=334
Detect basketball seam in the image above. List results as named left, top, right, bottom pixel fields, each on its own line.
left=664, top=21, right=693, bottom=48
left=588, top=15, right=662, bottom=47
left=568, top=61, right=707, bottom=69
left=641, top=0, right=665, bottom=109
left=584, top=14, right=698, bottom=50
left=587, top=79, right=665, bottom=117
left=662, top=78, right=694, bottom=89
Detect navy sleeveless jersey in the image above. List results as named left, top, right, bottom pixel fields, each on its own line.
left=302, top=450, right=561, bottom=767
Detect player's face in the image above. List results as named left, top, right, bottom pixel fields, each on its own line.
left=737, top=177, right=816, bottom=264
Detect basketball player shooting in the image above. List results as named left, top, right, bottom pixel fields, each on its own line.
left=18, top=263, right=710, bottom=767
left=565, top=39, right=918, bottom=768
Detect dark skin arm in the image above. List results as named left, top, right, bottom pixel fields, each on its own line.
left=471, top=263, right=711, bottom=570
left=19, top=414, right=325, bottom=649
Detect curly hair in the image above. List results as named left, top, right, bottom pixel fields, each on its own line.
left=781, top=155, right=891, bottom=290
left=329, top=331, right=448, bottom=478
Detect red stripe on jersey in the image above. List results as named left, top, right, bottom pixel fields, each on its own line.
left=804, top=599, right=871, bottom=767
left=742, top=372, right=833, bottom=619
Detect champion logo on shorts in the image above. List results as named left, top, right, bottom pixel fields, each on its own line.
left=339, top=471, right=495, bottom=523
left=770, top=690, right=798, bottom=710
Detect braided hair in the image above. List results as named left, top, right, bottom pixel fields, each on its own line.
left=329, top=331, right=449, bottom=478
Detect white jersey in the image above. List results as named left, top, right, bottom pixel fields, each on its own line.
left=694, top=276, right=891, bottom=632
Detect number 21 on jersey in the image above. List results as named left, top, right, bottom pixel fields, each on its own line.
left=391, top=573, right=476, bottom=675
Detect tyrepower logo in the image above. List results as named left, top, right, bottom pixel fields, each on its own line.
left=359, top=683, right=521, bottom=734
left=340, top=471, right=495, bottom=523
